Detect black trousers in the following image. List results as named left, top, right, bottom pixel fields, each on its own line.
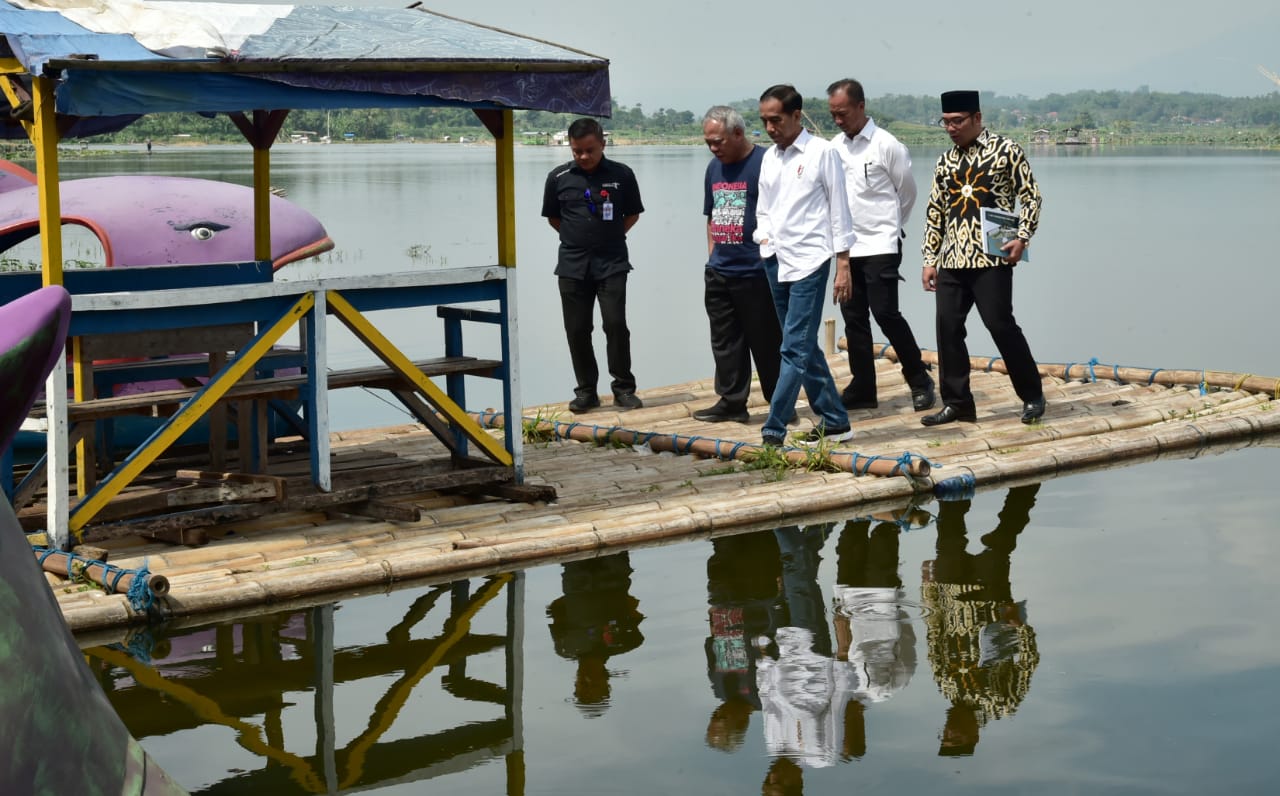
left=934, top=265, right=1043, bottom=413
left=704, top=269, right=781, bottom=407
left=558, top=274, right=636, bottom=399
left=932, top=484, right=1039, bottom=604
left=840, top=246, right=929, bottom=399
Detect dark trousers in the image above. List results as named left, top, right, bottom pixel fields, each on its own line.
left=835, top=519, right=902, bottom=589
left=558, top=274, right=636, bottom=399
left=933, top=484, right=1039, bottom=604
left=840, top=246, right=929, bottom=399
left=704, top=269, right=782, bottom=407
left=935, top=265, right=1043, bottom=413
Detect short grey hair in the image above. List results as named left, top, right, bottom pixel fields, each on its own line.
left=702, top=105, right=746, bottom=135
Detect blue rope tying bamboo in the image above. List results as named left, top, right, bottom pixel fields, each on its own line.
left=33, top=547, right=157, bottom=612
left=933, top=472, right=977, bottom=501
left=1199, top=370, right=1207, bottom=396
left=506, top=413, right=930, bottom=477
left=1147, top=368, right=1163, bottom=385
left=985, top=357, right=1002, bottom=372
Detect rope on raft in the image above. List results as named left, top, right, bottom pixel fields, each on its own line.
left=932, top=472, right=977, bottom=501
left=472, top=412, right=934, bottom=479
left=860, top=344, right=1280, bottom=397
left=33, top=546, right=160, bottom=612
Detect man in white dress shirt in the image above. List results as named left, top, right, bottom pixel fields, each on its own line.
left=754, top=84, right=855, bottom=448
left=827, top=78, right=936, bottom=414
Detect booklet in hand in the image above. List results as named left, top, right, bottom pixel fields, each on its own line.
left=980, top=206, right=1029, bottom=261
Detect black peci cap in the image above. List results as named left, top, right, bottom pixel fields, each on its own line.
left=941, top=90, right=980, bottom=113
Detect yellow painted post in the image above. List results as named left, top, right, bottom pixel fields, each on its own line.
left=28, top=74, right=74, bottom=546
left=253, top=146, right=272, bottom=262
left=495, top=108, right=516, bottom=268
left=71, top=337, right=91, bottom=496
left=69, top=294, right=315, bottom=533
left=31, top=76, right=62, bottom=286
left=324, top=290, right=512, bottom=465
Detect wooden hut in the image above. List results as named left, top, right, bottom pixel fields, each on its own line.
left=0, top=1, right=611, bottom=548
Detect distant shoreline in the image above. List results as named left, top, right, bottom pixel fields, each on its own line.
left=5, top=132, right=1276, bottom=156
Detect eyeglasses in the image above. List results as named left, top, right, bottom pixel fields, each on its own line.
left=937, top=114, right=973, bottom=129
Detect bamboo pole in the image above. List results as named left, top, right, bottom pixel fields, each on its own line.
left=470, top=412, right=931, bottom=479
left=858, top=342, right=1280, bottom=398
left=33, top=549, right=169, bottom=597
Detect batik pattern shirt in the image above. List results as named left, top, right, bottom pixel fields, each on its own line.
left=922, top=128, right=1042, bottom=270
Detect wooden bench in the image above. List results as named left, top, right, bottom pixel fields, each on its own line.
left=29, top=355, right=501, bottom=478
left=41, top=356, right=502, bottom=423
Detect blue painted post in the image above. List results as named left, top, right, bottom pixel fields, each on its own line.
left=442, top=313, right=468, bottom=457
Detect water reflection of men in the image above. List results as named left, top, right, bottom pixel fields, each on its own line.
left=831, top=517, right=918, bottom=758
left=756, top=524, right=841, bottom=767
left=704, top=529, right=782, bottom=752
left=921, top=484, right=1041, bottom=756
left=546, top=553, right=645, bottom=717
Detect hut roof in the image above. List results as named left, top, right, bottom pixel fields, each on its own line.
left=0, top=0, right=610, bottom=131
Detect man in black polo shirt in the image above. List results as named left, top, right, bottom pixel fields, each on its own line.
left=542, top=118, right=645, bottom=413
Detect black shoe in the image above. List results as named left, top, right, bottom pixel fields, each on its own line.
left=911, top=377, right=937, bottom=412
left=692, top=400, right=749, bottom=423
left=614, top=392, right=644, bottom=410
left=1021, top=396, right=1046, bottom=424
left=921, top=405, right=977, bottom=427
left=841, top=389, right=878, bottom=410
left=794, top=425, right=854, bottom=446
left=568, top=394, right=600, bottom=413
left=761, top=432, right=786, bottom=448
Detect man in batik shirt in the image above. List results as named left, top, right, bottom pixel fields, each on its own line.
left=920, top=90, right=1046, bottom=426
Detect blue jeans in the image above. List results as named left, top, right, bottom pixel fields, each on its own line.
left=762, top=257, right=849, bottom=438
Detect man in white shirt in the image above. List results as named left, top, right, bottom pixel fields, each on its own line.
left=827, top=78, right=935, bottom=414
left=754, top=84, right=855, bottom=447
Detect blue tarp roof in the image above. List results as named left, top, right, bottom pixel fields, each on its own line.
left=0, top=1, right=611, bottom=124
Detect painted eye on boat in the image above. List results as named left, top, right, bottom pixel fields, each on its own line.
left=171, top=220, right=230, bottom=241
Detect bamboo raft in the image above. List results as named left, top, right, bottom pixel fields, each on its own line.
left=31, top=347, right=1280, bottom=633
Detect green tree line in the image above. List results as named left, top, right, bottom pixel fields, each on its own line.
left=90, top=87, right=1280, bottom=147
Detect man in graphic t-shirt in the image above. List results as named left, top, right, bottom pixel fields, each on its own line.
left=693, top=106, right=782, bottom=424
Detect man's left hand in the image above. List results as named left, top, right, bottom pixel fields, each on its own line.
left=833, top=255, right=852, bottom=304
left=1000, top=238, right=1027, bottom=264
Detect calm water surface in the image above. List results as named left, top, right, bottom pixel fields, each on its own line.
left=56, top=143, right=1280, bottom=793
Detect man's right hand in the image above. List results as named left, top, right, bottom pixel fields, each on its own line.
left=922, top=265, right=937, bottom=292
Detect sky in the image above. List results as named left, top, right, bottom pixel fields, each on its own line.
left=419, top=0, right=1280, bottom=112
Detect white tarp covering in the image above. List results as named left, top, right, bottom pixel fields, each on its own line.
left=10, top=0, right=291, bottom=57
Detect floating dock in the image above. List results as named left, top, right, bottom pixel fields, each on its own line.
left=28, top=348, right=1280, bottom=634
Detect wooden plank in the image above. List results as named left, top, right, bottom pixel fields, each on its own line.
left=38, top=356, right=504, bottom=423
left=76, top=324, right=254, bottom=360
left=175, top=469, right=288, bottom=498
left=339, top=500, right=422, bottom=523
left=459, top=482, right=558, bottom=503
left=80, top=465, right=514, bottom=541
left=139, top=528, right=210, bottom=547
left=86, top=478, right=284, bottom=523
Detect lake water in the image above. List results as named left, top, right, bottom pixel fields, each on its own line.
left=53, top=143, right=1280, bottom=794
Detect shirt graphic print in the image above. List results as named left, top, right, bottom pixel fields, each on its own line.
left=709, top=180, right=749, bottom=245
